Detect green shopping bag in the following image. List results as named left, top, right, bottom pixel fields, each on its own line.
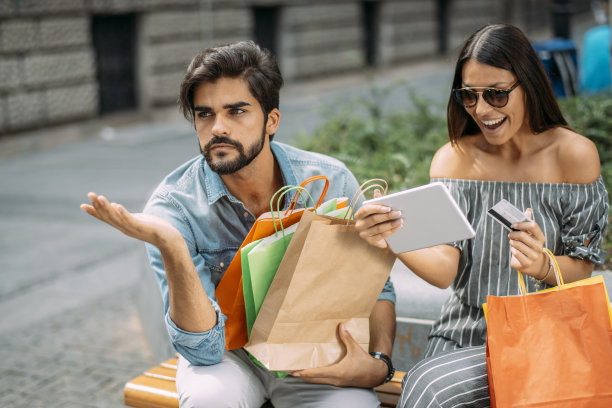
left=318, top=197, right=339, bottom=214
left=246, top=223, right=300, bottom=332
left=240, top=239, right=263, bottom=337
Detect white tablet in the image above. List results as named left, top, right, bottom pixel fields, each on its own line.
left=363, top=182, right=475, bottom=253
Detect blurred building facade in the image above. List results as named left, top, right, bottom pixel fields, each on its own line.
left=0, top=0, right=590, bottom=134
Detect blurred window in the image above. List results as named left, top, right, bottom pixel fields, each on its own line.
left=92, top=14, right=137, bottom=114
left=254, top=6, right=280, bottom=58
left=362, top=1, right=380, bottom=67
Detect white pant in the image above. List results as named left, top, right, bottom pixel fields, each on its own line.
left=176, top=349, right=380, bottom=408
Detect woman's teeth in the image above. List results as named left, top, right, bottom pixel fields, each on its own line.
left=482, top=117, right=506, bottom=129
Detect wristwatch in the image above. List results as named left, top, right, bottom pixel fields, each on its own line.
left=369, top=351, right=395, bottom=384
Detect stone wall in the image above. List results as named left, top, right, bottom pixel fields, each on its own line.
left=0, top=0, right=583, bottom=134
left=378, top=0, right=438, bottom=65
left=0, top=6, right=97, bottom=133
left=138, top=3, right=253, bottom=108
left=280, top=3, right=364, bottom=80
left=447, top=0, right=505, bottom=51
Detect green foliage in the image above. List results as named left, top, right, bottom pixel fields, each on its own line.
left=296, top=82, right=448, bottom=192
left=558, top=92, right=612, bottom=190
left=298, top=86, right=612, bottom=267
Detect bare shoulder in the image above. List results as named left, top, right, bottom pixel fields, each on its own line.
left=430, top=139, right=474, bottom=179
left=553, top=128, right=601, bottom=184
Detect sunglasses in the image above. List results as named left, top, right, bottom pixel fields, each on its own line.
left=452, top=81, right=520, bottom=108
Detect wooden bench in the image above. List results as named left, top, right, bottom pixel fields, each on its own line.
left=125, top=356, right=404, bottom=407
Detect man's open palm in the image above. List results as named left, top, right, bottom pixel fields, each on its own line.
left=80, top=192, right=181, bottom=248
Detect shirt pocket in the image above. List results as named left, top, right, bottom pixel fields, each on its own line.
left=200, top=248, right=237, bottom=288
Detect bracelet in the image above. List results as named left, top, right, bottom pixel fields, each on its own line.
left=369, top=351, right=395, bottom=384
left=537, top=256, right=553, bottom=282
left=530, top=253, right=552, bottom=290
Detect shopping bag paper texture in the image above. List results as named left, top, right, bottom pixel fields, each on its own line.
left=486, top=275, right=612, bottom=407
left=245, top=211, right=396, bottom=371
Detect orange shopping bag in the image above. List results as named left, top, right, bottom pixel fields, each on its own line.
left=216, top=175, right=345, bottom=349
left=484, top=249, right=612, bottom=408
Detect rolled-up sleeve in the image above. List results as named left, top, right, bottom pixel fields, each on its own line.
left=165, top=297, right=227, bottom=365
left=377, top=278, right=396, bottom=304
left=561, top=177, right=609, bottom=264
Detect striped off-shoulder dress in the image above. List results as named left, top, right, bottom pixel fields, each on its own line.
left=398, top=177, right=609, bottom=408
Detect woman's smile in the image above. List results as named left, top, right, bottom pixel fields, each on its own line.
left=481, top=116, right=507, bottom=130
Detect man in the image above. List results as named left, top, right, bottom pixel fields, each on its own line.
left=81, top=41, right=396, bottom=407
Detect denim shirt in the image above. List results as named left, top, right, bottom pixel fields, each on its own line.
left=143, top=141, right=396, bottom=366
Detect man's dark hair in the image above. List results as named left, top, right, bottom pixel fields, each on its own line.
left=179, top=41, right=283, bottom=139
left=447, top=24, right=570, bottom=144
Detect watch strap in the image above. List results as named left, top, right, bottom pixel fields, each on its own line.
left=369, top=351, right=395, bottom=384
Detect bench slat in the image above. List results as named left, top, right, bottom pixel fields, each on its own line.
left=125, top=375, right=179, bottom=408
left=144, top=366, right=178, bottom=382
left=160, top=357, right=178, bottom=370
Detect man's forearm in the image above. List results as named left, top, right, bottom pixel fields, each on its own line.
left=369, top=299, right=396, bottom=355
left=161, top=238, right=218, bottom=333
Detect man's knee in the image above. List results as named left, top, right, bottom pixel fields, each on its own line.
left=176, top=352, right=266, bottom=408
left=317, top=387, right=379, bottom=408
left=178, top=379, right=230, bottom=407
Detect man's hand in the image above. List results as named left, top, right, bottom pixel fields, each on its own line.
left=291, top=323, right=388, bottom=388
left=80, top=192, right=181, bottom=249
left=82, top=192, right=218, bottom=333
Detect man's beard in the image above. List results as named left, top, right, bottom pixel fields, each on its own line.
left=202, top=128, right=267, bottom=175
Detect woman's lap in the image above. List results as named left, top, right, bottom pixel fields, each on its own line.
left=398, top=344, right=490, bottom=408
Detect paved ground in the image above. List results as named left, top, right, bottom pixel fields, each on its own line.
left=0, top=17, right=602, bottom=407
left=0, top=288, right=152, bottom=408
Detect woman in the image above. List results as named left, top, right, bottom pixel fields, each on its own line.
left=355, top=24, right=609, bottom=407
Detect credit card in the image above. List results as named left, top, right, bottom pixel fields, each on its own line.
left=487, top=199, right=530, bottom=231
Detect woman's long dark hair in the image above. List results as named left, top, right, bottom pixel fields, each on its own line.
left=447, top=24, right=569, bottom=144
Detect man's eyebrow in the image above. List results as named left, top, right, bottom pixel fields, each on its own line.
left=224, top=101, right=251, bottom=109
left=193, top=101, right=251, bottom=112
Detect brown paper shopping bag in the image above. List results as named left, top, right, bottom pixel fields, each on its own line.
left=244, top=210, right=396, bottom=371
left=485, top=249, right=612, bottom=408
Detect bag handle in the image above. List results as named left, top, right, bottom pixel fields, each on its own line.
left=270, top=185, right=300, bottom=213
left=517, top=248, right=564, bottom=295
left=270, top=185, right=315, bottom=237
left=285, top=175, right=329, bottom=215
left=343, top=178, right=388, bottom=221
